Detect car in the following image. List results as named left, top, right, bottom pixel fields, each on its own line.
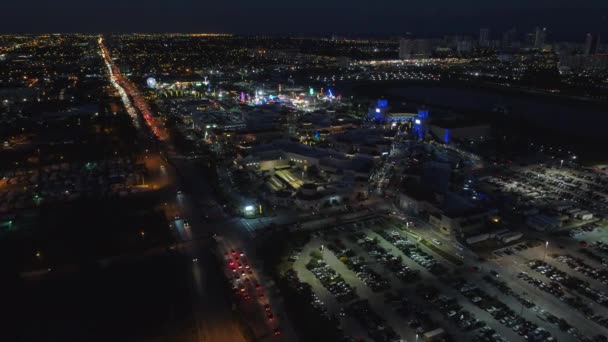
left=432, top=239, right=442, bottom=245
left=273, top=328, right=281, bottom=336
left=259, top=294, right=265, bottom=299
left=267, top=312, right=274, bottom=321
left=264, top=304, right=271, bottom=311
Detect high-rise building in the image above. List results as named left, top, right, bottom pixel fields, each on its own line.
left=534, top=27, right=547, bottom=49
left=502, top=28, right=517, bottom=48
left=584, top=33, right=601, bottom=56
left=479, top=28, right=490, bottom=47
left=399, top=38, right=414, bottom=59
left=414, top=40, right=432, bottom=58
left=399, top=38, right=432, bottom=59
left=457, top=40, right=473, bottom=54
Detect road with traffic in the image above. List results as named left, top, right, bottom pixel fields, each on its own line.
left=100, top=35, right=299, bottom=342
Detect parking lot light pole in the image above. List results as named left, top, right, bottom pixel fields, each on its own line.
left=543, top=241, right=549, bottom=262
left=415, top=333, right=419, bottom=342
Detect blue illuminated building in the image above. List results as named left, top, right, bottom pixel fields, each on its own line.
left=414, top=108, right=429, bottom=139
left=370, top=99, right=389, bottom=123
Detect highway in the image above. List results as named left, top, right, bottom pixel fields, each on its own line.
left=99, top=36, right=168, bottom=141
left=100, top=36, right=248, bottom=342
left=99, top=35, right=299, bottom=341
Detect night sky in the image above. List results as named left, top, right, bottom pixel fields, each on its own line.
left=2, top=0, right=607, bottom=39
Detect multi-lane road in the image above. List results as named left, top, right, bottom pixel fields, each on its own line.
left=99, top=35, right=297, bottom=342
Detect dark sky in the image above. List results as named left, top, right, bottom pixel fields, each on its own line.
left=2, top=0, right=607, bottom=39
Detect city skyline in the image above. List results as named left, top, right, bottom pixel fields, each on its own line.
left=3, top=4, right=608, bottom=342
left=1, top=1, right=608, bottom=39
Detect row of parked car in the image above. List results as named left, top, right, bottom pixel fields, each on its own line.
left=306, top=255, right=358, bottom=303
left=434, top=294, right=486, bottom=331
left=325, top=237, right=389, bottom=292
left=351, top=233, right=414, bottom=289
left=570, top=223, right=602, bottom=237
left=592, top=241, right=608, bottom=259
left=482, top=274, right=535, bottom=309
left=552, top=254, right=608, bottom=285
left=376, top=229, right=447, bottom=276
left=285, top=269, right=330, bottom=319
left=528, top=260, right=608, bottom=307
left=345, top=300, right=401, bottom=342
left=450, top=278, right=557, bottom=342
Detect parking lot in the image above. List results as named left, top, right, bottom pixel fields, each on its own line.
left=279, top=214, right=608, bottom=342
left=483, top=164, right=608, bottom=223
left=487, top=231, right=608, bottom=342
left=289, top=218, right=532, bottom=341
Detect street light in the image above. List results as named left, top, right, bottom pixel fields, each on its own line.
left=543, top=241, right=549, bottom=262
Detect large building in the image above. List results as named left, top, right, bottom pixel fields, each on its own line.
left=428, top=121, right=492, bottom=144
left=479, top=28, right=490, bottom=48
left=584, top=33, right=601, bottom=56
left=399, top=38, right=414, bottom=59
left=534, top=27, right=547, bottom=49
left=399, top=38, right=432, bottom=59
left=369, top=98, right=390, bottom=122
left=559, top=54, right=608, bottom=71
left=502, top=28, right=517, bottom=48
